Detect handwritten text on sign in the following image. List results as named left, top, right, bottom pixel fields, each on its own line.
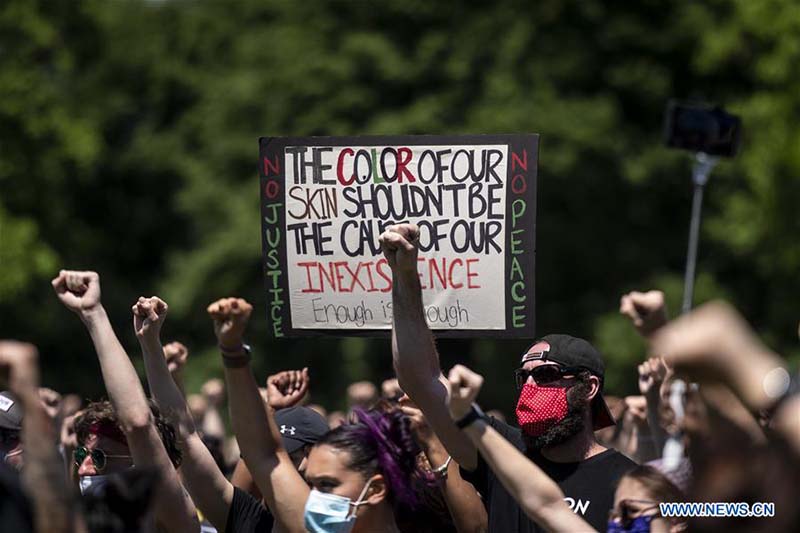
left=283, top=144, right=508, bottom=330
left=259, top=134, right=538, bottom=338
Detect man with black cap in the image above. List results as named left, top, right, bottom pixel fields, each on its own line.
left=275, top=406, right=331, bottom=469
left=380, top=223, right=636, bottom=532
left=0, top=392, right=24, bottom=469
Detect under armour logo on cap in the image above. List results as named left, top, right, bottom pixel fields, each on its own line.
left=280, top=425, right=296, bottom=436
left=521, top=341, right=551, bottom=363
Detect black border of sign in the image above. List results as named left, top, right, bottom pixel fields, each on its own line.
left=259, top=134, right=538, bottom=339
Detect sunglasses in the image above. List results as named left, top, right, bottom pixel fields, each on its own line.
left=608, top=499, right=660, bottom=528
left=514, top=364, right=583, bottom=390
left=73, top=446, right=132, bottom=471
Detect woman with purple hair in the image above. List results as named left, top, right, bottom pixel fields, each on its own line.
left=208, top=296, right=428, bottom=533
left=303, top=407, right=426, bottom=532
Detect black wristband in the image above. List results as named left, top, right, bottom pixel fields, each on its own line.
left=455, top=403, right=486, bottom=429
left=221, top=343, right=252, bottom=368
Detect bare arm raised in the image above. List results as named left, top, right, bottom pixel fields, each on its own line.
left=133, top=297, right=234, bottom=530
left=52, top=271, right=198, bottom=533
left=208, top=297, right=308, bottom=533
left=379, top=224, right=478, bottom=470
left=0, top=341, right=85, bottom=533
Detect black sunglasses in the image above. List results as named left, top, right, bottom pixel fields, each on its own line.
left=73, top=446, right=132, bottom=471
left=514, top=364, right=583, bottom=390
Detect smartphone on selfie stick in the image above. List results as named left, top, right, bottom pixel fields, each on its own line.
left=662, top=100, right=742, bottom=469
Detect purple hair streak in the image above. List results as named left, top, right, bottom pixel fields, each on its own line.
left=316, top=407, right=429, bottom=508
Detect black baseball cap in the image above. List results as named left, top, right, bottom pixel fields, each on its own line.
left=520, top=334, right=615, bottom=430
left=0, top=392, right=23, bottom=431
left=275, top=406, right=330, bottom=454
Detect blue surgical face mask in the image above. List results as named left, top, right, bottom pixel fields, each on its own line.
left=79, top=474, right=113, bottom=497
left=304, top=480, right=372, bottom=533
left=607, top=514, right=654, bottom=533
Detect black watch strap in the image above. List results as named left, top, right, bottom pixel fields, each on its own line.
left=455, top=403, right=486, bottom=429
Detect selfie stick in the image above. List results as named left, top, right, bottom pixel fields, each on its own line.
left=663, top=153, right=719, bottom=471
left=681, top=152, right=719, bottom=314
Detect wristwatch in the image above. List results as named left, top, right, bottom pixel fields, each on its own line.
left=455, top=402, right=486, bottom=429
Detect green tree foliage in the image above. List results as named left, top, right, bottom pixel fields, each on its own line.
left=1, top=0, right=798, bottom=412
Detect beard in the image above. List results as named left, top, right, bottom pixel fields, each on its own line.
left=522, top=379, right=592, bottom=451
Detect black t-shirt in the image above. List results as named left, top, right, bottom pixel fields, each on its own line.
left=225, top=487, right=274, bottom=533
left=462, top=417, right=636, bottom=533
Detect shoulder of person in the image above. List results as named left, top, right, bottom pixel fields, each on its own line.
left=582, top=448, right=638, bottom=472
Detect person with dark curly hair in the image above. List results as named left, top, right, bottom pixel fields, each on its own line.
left=73, top=399, right=182, bottom=472
left=52, top=270, right=198, bottom=533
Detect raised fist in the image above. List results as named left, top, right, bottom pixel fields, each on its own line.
left=347, top=381, right=378, bottom=409
left=620, top=290, right=668, bottom=337
left=51, top=270, right=102, bottom=314
left=622, top=395, right=648, bottom=426
left=638, top=356, right=668, bottom=398
left=132, top=296, right=168, bottom=341
left=206, top=297, right=253, bottom=349
left=201, top=378, right=226, bottom=407
left=378, top=224, right=420, bottom=275
left=0, top=341, right=40, bottom=393
left=266, top=368, right=309, bottom=410
left=163, top=342, right=189, bottom=374
left=398, top=394, right=434, bottom=445
left=38, top=387, right=62, bottom=421
left=446, top=364, right=484, bottom=421
left=187, top=394, right=208, bottom=421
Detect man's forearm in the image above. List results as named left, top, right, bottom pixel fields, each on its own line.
left=422, top=437, right=487, bottom=533
left=463, top=421, right=594, bottom=532
left=140, top=337, right=194, bottom=434
left=140, top=337, right=234, bottom=529
left=225, top=364, right=282, bottom=459
left=392, top=273, right=478, bottom=468
left=84, top=310, right=198, bottom=533
left=392, top=273, right=441, bottom=386
left=20, top=390, right=75, bottom=533
left=81, top=307, right=151, bottom=429
left=644, top=393, right=667, bottom=453
left=224, top=363, right=308, bottom=533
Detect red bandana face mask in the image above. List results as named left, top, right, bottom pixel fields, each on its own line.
left=515, top=383, right=569, bottom=436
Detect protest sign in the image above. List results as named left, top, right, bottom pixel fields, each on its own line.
left=259, top=134, right=537, bottom=338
